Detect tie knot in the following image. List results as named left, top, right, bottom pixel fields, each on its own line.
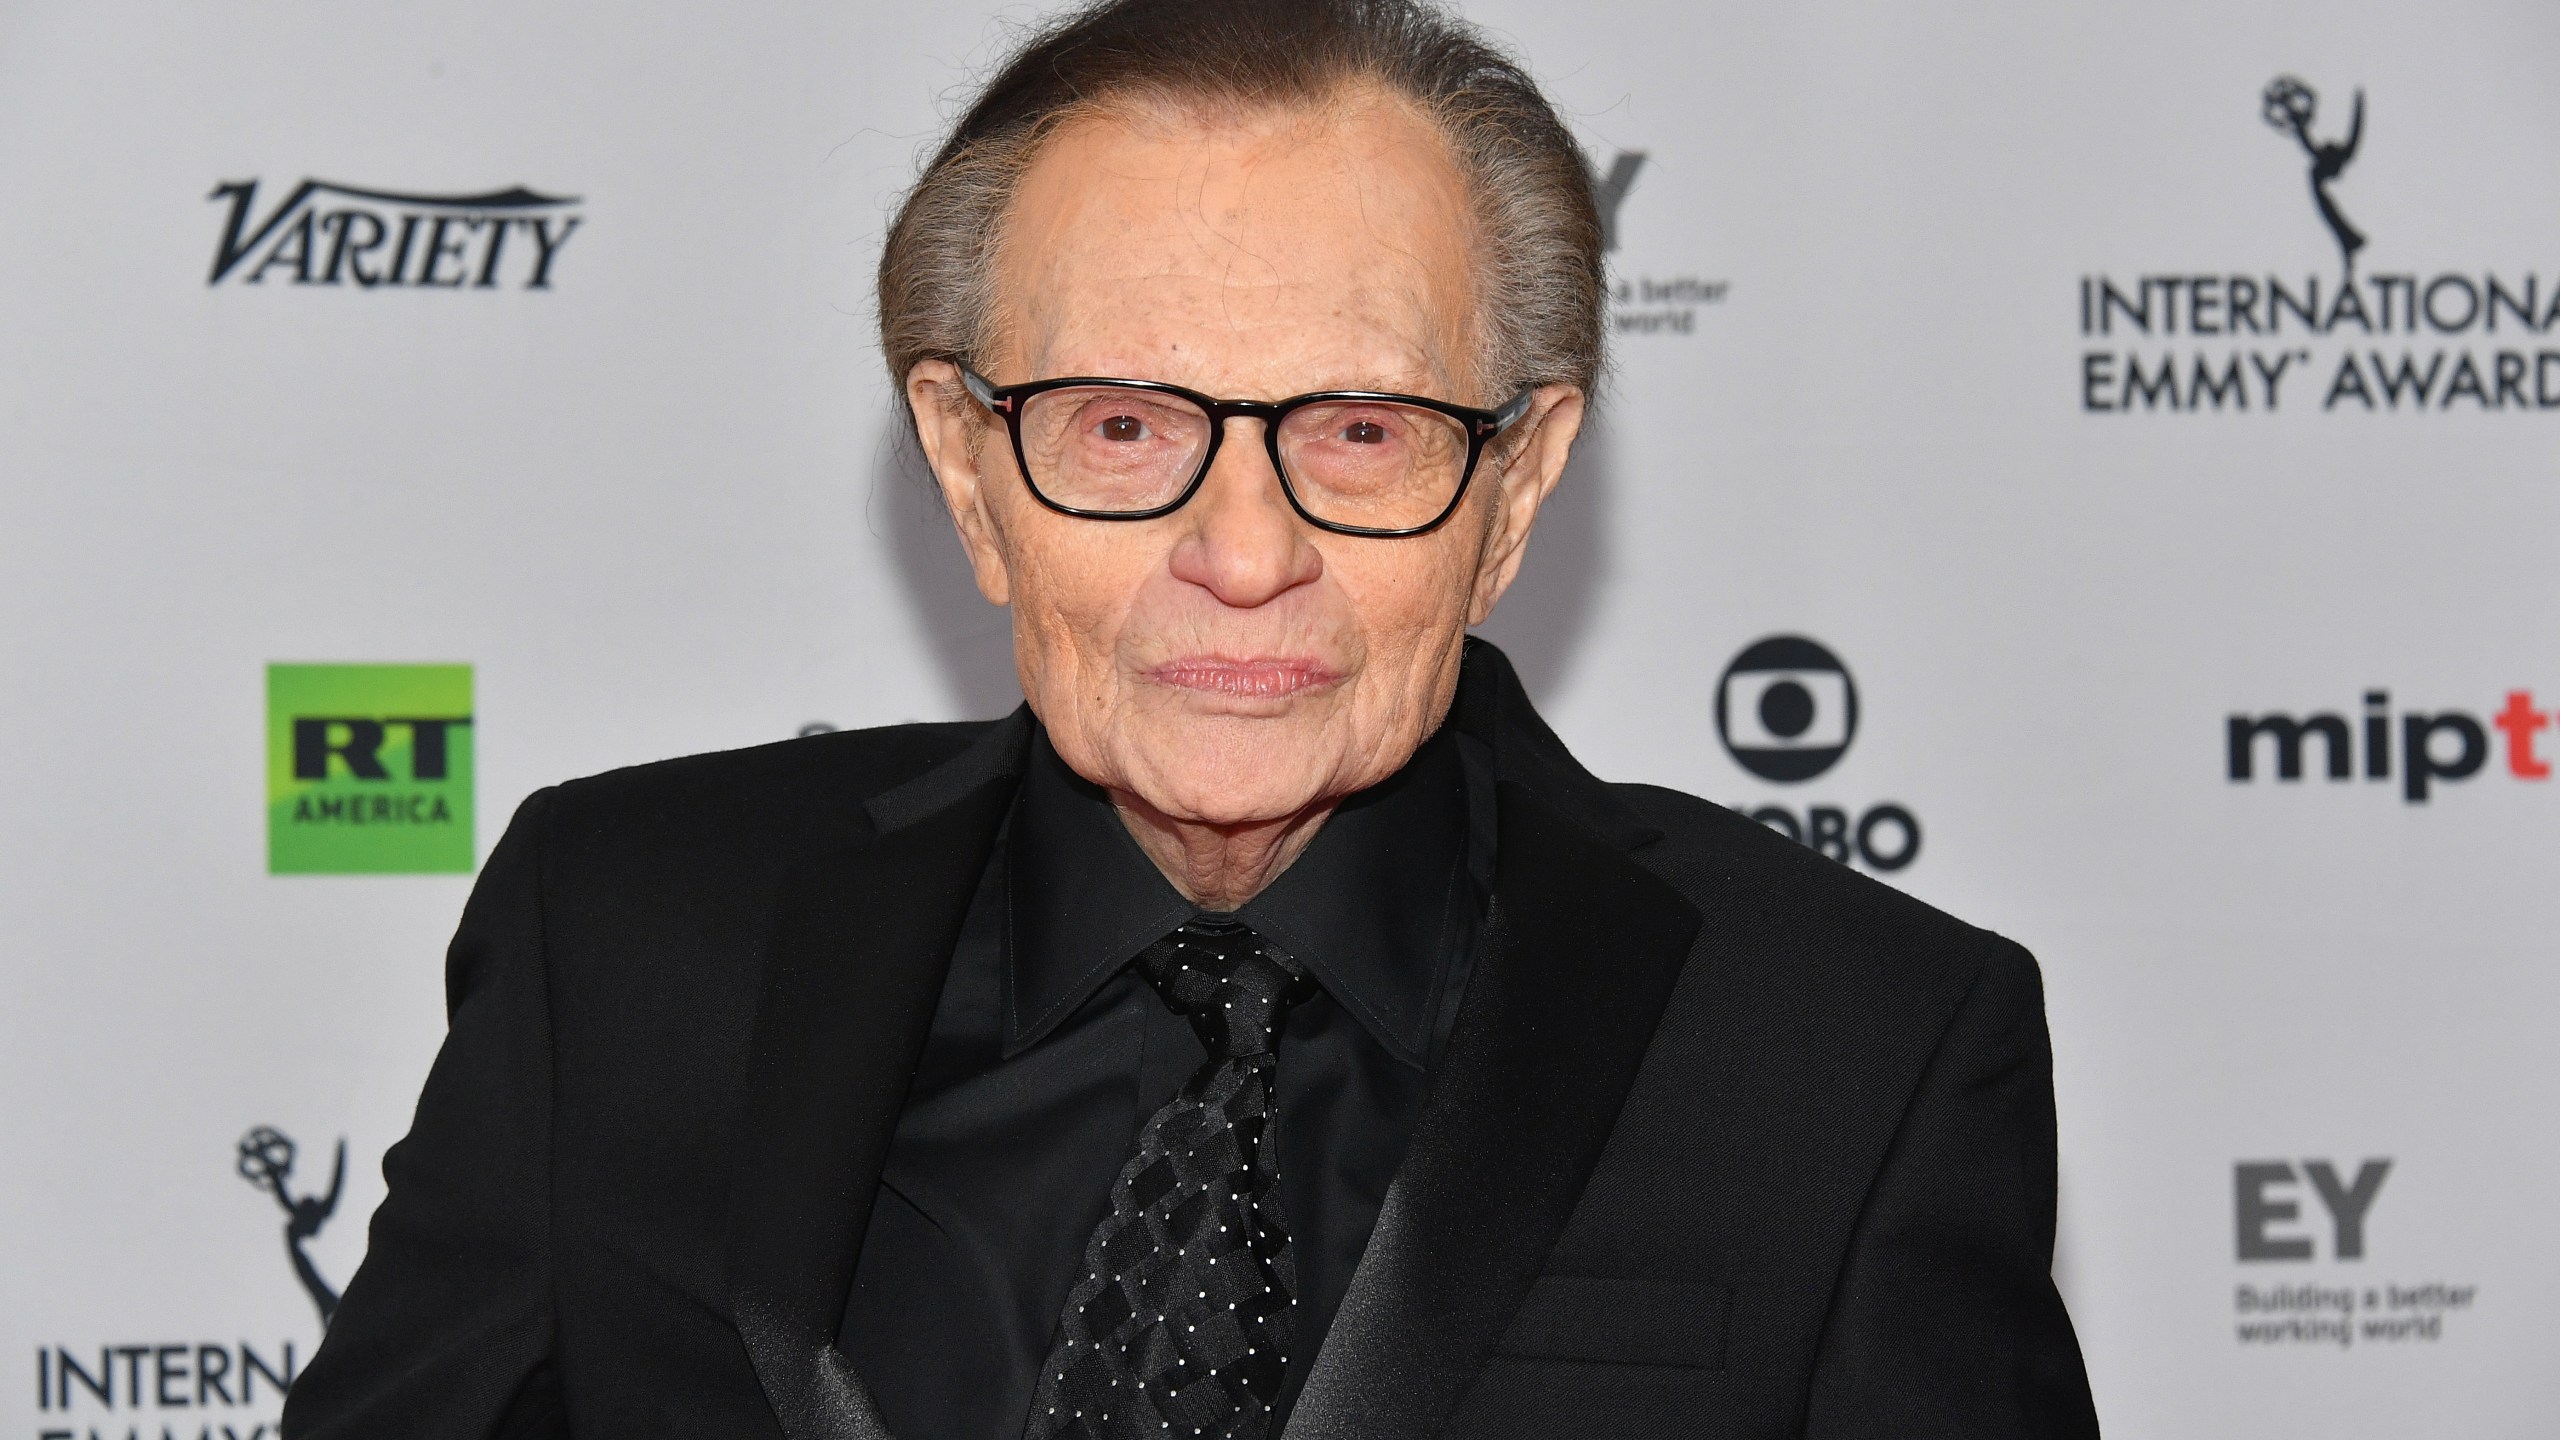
left=1132, top=919, right=1310, bottom=1061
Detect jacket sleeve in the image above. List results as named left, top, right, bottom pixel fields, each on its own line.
left=283, top=789, right=568, bottom=1439
left=1802, top=941, right=2101, bottom=1439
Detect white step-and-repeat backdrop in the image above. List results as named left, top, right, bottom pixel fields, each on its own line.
left=4, top=2, right=2553, bottom=1435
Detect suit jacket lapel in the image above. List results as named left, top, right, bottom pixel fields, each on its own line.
left=721, top=646, right=1687, bottom=1440
left=727, top=715, right=1028, bottom=1440
left=1286, top=695, right=1702, bottom=1437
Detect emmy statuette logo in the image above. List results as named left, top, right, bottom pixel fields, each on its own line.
left=2261, top=76, right=2366, bottom=281
left=237, top=1126, right=347, bottom=1329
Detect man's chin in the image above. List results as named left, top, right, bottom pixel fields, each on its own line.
left=1112, top=732, right=1346, bottom=831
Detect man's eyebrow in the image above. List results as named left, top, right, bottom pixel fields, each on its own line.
left=1002, top=359, right=1459, bottom=397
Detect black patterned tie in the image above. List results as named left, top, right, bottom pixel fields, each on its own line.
left=1023, top=918, right=1315, bottom=1440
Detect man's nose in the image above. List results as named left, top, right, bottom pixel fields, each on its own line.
left=1165, top=424, right=1323, bottom=608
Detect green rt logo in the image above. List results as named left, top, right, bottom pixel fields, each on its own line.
left=266, top=663, right=475, bottom=874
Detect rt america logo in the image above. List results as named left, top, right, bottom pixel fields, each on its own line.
left=1715, top=636, right=1920, bottom=873
left=267, top=663, right=476, bottom=874
left=207, top=179, right=582, bottom=289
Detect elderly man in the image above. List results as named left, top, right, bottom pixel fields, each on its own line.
left=285, top=0, right=2097, bottom=1437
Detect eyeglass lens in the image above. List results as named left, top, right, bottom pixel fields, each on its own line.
left=1015, top=385, right=1472, bottom=529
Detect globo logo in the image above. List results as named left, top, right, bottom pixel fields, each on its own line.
left=1715, top=636, right=1919, bottom=873
left=1716, top=636, right=1858, bottom=781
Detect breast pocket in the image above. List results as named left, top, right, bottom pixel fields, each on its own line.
left=1447, top=1277, right=1735, bottom=1439
left=1495, top=1274, right=1730, bottom=1370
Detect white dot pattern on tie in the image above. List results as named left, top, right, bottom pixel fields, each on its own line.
left=1021, top=919, right=1312, bottom=1440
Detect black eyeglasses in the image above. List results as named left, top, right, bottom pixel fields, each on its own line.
left=959, top=365, right=1534, bottom=537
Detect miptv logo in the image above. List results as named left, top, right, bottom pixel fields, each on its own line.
left=2226, top=686, right=2551, bottom=803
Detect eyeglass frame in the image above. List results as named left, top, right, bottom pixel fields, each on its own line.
left=957, top=363, right=1537, bottom=538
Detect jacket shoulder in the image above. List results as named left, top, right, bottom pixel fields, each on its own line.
left=540, top=719, right=1004, bottom=855
left=1605, top=779, right=2036, bottom=991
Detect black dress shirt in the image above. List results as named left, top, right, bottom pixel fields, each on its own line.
left=838, top=719, right=1494, bottom=1439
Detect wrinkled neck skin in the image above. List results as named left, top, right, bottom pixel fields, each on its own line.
left=1109, top=788, right=1338, bottom=912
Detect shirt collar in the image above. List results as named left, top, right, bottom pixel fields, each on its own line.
left=1003, top=720, right=1483, bottom=1067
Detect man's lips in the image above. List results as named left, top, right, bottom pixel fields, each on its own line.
left=1145, top=658, right=1343, bottom=699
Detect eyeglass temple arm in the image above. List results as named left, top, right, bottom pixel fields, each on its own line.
left=1485, top=388, right=1535, bottom=435
left=958, top=364, right=1009, bottom=412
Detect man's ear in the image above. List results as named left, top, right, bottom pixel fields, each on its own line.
left=1466, top=383, right=1584, bottom=626
left=906, top=359, right=1013, bottom=607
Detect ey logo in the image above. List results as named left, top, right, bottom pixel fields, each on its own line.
left=2236, top=1159, right=2391, bottom=1261
left=266, top=664, right=474, bottom=874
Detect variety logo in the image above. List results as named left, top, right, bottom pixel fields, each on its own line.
left=208, top=179, right=582, bottom=289
left=1592, top=148, right=1728, bottom=338
left=1716, top=636, right=1920, bottom=872
left=2226, top=687, right=2549, bottom=803
left=2079, top=79, right=2560, bottom=414
left=266, top=663, right=475, bottom=874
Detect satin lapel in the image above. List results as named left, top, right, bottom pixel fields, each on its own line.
left=1285, top=778, right=1702, bottom=1440
left=727, top=764, right=1017, bottom=1440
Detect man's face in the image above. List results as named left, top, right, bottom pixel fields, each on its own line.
left=909, top=89, right=1581, bottom=830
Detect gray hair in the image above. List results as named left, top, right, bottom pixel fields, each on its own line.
left=876, top=0, right=1603, bottom=419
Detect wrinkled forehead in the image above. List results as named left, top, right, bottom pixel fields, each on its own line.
left=992, top=89, right=1482, bottom=398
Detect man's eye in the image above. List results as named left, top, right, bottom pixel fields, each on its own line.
left=1341, top=420, right=1389, bottom=445
left=1098, top=414, right=1149, bottom=442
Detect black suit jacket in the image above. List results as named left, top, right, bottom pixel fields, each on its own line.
left=284, top=642, right=2098, bottom=1440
